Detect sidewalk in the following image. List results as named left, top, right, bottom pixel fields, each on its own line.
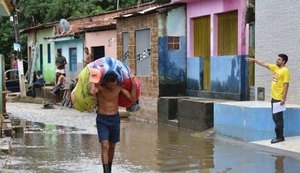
left=252, top=136, right=300, bottom=155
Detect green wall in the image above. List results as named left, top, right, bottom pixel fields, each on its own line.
left=34, top=27, right=56, bottom=84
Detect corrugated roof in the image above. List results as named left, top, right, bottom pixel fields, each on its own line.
left=20, top=22, right=58, bottom=33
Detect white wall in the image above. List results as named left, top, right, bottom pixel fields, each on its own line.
left=255, top=0, right=300, bottom=104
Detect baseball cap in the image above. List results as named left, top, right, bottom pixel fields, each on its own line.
left=89, top=68, right=101, bottom=83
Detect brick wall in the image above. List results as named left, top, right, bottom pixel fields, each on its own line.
left=117, top=13, right=159, bottom=120
left=255, top=0, right=300, bottom=104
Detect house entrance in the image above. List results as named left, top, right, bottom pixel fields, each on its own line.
left=92, top=46, right=105, bottom=60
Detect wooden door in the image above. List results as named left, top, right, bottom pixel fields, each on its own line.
left=194, top=16, right=211, bottom=90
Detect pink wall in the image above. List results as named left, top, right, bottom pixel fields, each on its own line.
left=183, top=0, right=247, bottom=57
left=85, top=30, right=117, bottom=58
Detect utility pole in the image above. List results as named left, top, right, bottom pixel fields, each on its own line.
left=12, top=0, right=26, bottom=97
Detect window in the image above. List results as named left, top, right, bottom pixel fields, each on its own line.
left=135, top=29, right=151, bottom=76
left=168, top=36, right=180, bottom=50
left=122, top=32, right=129, bottom=64
left=39, top=44, right=43, bottom=73
left=47, top=44, right=51, bottom=63
left=91, top=46, right=105, bottom=60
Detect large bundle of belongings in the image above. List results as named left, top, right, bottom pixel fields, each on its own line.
left=71, top=57, right=141, bottom=112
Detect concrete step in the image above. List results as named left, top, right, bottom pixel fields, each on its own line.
left=0, top=137, right=12, bottom=154
left=168, top=119, right=178, bottom=126
left=2, top=118, right=13, bottom=137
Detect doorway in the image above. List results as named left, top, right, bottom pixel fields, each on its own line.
left=91, top=46, right=105, bottom=60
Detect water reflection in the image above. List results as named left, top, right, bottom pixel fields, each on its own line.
left=5, top=119, right=101, bottom=172
left=2, top=118, right=300, bottom=172
left=155, top=125, right=214, bottom=172
left=274, top=155, right=284, bottom=173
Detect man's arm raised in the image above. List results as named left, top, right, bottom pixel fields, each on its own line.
left=246, top=57, right=269, bottom=69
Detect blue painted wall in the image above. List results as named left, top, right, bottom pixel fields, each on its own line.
left=158, top=36, right=186, bottom=96
left=214, top=102, right=300, bottom=141
left=158, top=6, right=187, bottom=96
left=210, top=55, right=248, bottom=100
left=187, top=57, right=203, bottom=91
left=55, top=38, right=84, bottom=82
left=186, top=55, right=248, bottom=100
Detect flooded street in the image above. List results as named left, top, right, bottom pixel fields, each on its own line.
left=2, top=103, right=300, bottom=172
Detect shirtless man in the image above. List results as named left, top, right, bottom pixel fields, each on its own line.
left=83, top=47, right=92, bottom=67
left=89, top=71, right=136, bottom=173
left=50, top=72, right=66, bottom=104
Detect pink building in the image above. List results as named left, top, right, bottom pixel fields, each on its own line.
left=172, top=0, right=251, bottom=101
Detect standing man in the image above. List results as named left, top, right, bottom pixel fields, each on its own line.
left=89, top=71, right=136, bottom=173
left=246, top=54, right=290, bottom=144
left=83, top=47, right=92, bottom=67
left=11, top=54, right=17, bottom=69
left=55, top=49, right=67, bottom=83
left=11, top=54, right=18, bottom=79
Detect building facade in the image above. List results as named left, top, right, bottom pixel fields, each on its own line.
left=173, top=0, right=249, bottom=100
left=116, top=4, right=186, bottom=120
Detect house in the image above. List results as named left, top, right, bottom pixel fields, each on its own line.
left=21, top=18, right=109, bottom=84
left=20, top=22, right=56, bottom=84
left=172, top=0, right=250, bottom=101
left=116, top=3, right=187, bottom=120
left=21, top=3, right=156, bottom=85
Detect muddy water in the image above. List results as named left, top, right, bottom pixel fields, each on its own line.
left=1, top=119, right=300, bottom=173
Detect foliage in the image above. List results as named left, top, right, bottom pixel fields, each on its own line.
left=0, top=17, right=15, bottom=64
left=18, top=0, right=51, bottom=28
left=17, top=0, right=160, bottom=27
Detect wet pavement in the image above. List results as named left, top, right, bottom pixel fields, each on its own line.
left=1, top=102, right=300, bottom=172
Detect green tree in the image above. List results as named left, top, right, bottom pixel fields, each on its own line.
left=18, top=0, right=51, bottom=28
left=0, top=17, right=15, bottom=67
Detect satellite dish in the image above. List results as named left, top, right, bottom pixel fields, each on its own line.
left=59, top=18, right=71, bottom=35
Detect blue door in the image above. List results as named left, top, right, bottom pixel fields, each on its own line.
left=69, top=48, right=77, bottom=72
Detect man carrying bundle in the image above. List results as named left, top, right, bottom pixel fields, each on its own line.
left=89, top=70, right=137, bottom=173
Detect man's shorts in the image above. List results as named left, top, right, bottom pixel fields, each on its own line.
left=96, top=112, right=120, bottom=143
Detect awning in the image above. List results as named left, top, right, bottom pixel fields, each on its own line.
left=45, top=35, right=76, bottom=42
left=0, top=0, right=13, bottom=16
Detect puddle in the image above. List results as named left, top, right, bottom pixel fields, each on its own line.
left=1, top=118, right=300, bottom=172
